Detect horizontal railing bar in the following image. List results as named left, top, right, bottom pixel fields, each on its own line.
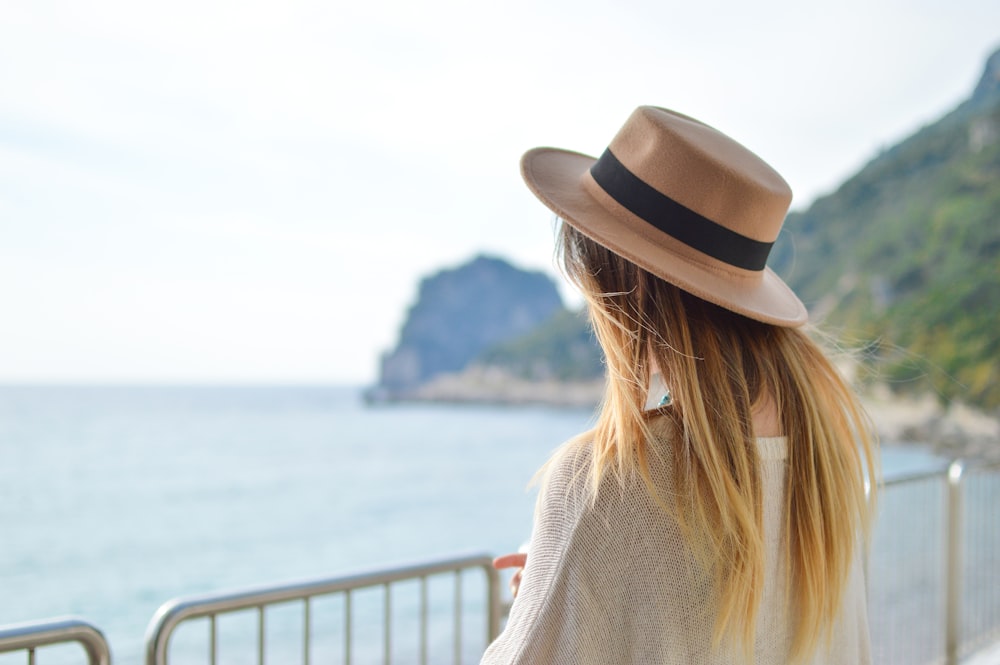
left=882, top=468, right=950, bottom=488
left=151, top=552, right=493, bottom=620
left=145, top=552, right=496, bottom=665
left=880, top=457, right=999, bottom=489
left=0, top=617, right=111, bottom=665
left=966, top=459, right=1000, bottom=474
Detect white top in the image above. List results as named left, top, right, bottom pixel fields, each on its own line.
left=480, top=433, right=871, bottom=664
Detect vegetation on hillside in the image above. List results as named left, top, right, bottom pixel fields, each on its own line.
left=770, top=52, right=1000, bottom=409
left=478, top=308, right=604, bottom=381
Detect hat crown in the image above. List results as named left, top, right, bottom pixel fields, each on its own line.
left=606, top=106, right=792, bottom=244
left=518, top=105, right=808, bottom=326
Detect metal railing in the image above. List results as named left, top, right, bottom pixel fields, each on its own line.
left=1, top=460, right=998, bottom=665
left=870, top=459, right=1000, bottom=665
left=143, top=552, right=500, bottom=665
left=0, top=617, right=112, bottom=665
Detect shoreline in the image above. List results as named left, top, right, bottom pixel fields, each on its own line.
left=861, top=386, right=1000, bottom=462
left=369, top=368, right=1000, bottom=462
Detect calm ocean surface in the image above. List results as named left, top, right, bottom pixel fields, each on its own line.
left=0, top=385, right=950, bottom=663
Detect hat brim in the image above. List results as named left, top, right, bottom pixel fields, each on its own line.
left=522, top=147, right=808, bottom=327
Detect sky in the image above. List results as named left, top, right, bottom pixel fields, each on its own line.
left=1, top=0, right=998, bottom=385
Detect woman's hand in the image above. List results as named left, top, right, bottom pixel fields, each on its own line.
left=493, top=552, right=528, bottom=598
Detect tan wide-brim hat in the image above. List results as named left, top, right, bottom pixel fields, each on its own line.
left=521, top=106, right=808, bottom=327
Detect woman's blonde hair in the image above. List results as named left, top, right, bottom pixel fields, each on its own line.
left=557, top=222, right=878, bottom=662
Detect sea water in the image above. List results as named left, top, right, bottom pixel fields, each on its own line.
left=0, top=386, right=952, bottom=663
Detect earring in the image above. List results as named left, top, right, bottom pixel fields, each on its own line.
left=658, top=389, right=673, bottom=407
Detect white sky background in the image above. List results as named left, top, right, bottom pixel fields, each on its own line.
left=1, top=0, right=998, bottom=384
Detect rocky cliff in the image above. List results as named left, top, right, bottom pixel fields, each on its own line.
left=372, top=255, right=564, bottom=398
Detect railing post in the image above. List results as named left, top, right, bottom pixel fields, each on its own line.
left=945, top=460, right=965, bottom=665
left=485, top=562, right=502, bottom=643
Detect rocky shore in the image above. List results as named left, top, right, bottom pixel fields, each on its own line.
left=373, top=367, right=1000, bottom=463
left=391, top=366, right=605, bottom=408
left=862, top=385, right=1000, bottom=462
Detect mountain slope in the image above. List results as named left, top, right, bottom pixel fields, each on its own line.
left=770, top=46, right=1000, bottom=408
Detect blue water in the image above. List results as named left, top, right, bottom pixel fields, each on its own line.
left=0, top=386, right=949, bottom=663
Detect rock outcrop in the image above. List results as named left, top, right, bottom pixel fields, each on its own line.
left=372, top=256, right=564, bottom=398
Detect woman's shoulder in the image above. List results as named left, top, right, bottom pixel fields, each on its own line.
left=535, top=432, right=595, bottom=509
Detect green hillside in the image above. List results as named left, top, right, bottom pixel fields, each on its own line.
left=770, top=47, right=1000, bottom=409
left=478, top=308, right=604, bottom=381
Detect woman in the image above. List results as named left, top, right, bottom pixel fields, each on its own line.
left=481, top=107, right=878, bottom=664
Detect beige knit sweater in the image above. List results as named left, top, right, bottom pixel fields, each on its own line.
left=480, top=433, right=871, bottom=665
